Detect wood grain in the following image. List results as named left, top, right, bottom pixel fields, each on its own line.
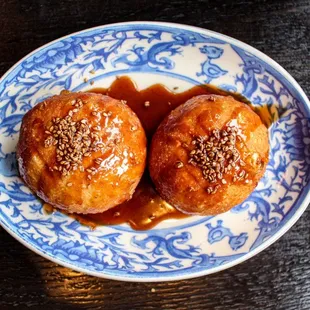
left=0, top=0, right=309, bottom=309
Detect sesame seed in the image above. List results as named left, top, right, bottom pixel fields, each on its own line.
left=67, top=183, right=72, bottom=187
left=144, top=101, right=150, bottom=107
left=95, top=158, right=103, bottom=165
left=121, top=100, right=127, bottom=104
left=131, top=126, right=137, bottom=131
left=175, top=161, right=184, bottom=169
left=44, top=136, right=54, bottom=147
left=90, top=70, right=95, bottom=74
left=188, top=124, right=247, bottom=187
left=207, top=187, right=213, bottom=194
left=240, top=160, right=246, bottom=166
left=239, top=170, right=245, bottom=178
left=84, top=77, right=88, bottom=83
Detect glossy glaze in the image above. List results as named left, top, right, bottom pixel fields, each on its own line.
left=18, top=91, right=146, bottom=214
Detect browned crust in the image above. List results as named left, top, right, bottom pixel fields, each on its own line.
left=149, top=95, right=269, bottom=215
left=17, top=91, right=147, bottom=214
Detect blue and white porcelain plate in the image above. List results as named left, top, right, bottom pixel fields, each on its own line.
left=0, top=22, right=309, bottom=282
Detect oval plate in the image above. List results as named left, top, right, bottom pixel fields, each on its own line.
left=0, top=22, right=309, bottom=282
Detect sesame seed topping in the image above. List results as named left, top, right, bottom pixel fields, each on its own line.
left=90, top=81, right=94, bottom=86
left=89, top=70, right=95, bottom=74
left=43, top=99, right=106, bottom=177
left=188, top=124, right=249, bottom=192
left=67, top=183, right=72, bottom=187
left=144, top=101, right=150, bottom=107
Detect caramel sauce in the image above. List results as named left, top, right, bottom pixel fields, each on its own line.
left=92, top=77, right=241, bottom=136
left=46, top=76, right=270, bottom=230
left=69, top=175, right=188, bottom=230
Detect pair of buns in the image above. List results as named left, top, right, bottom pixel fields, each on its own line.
left=17, top=91, right=269, bottom=215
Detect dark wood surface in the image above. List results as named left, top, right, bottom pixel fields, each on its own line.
left=0, top=0, right=309, bottom=309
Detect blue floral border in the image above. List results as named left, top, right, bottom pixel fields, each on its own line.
left=0, top=23, right=309, bottom=280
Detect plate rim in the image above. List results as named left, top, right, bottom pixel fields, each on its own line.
left=0, top=21, right=309, bottom=282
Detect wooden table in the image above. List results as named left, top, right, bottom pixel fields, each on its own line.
left=1, top=0, right=309, bottom=309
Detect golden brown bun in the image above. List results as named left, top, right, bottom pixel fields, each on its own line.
left=17, top=91, right=147, bottom=214
left=149, top=95, right=269, bottom=215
